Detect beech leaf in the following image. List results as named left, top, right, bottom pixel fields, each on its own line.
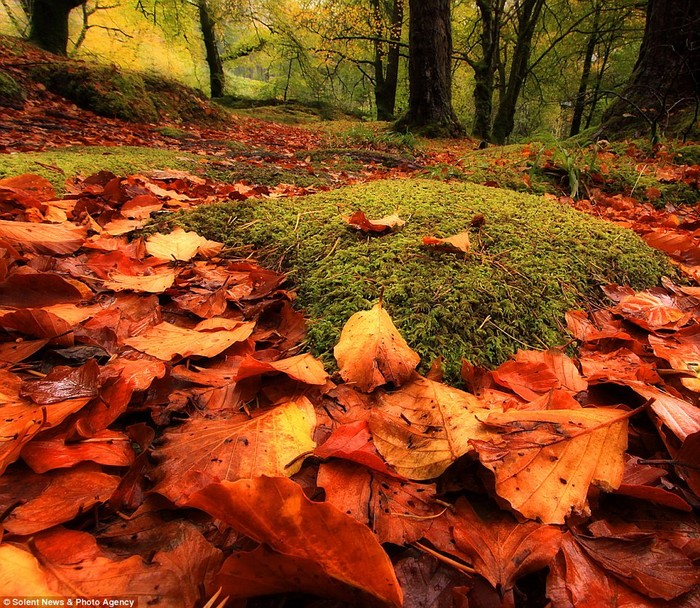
left=472, top=407, right=629, bottom=524
left=146, top=227, right=223, bottom=261
left=334, top=302, right=420, bottom=392
left=187, top=476, right=403, bottom=607
left=370, top=375, right=492, bottom=480
left=346, top=210, right=405, bottom=233
left=422, top=231, right=471, bottom=253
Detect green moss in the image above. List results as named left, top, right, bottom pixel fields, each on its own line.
left=674, top=144, right=700, bottom=166
left=0, top=147, right=200, bottom=193
left=155, top=126, right=190, bottom=140
left=164, top=179, right=673, bottom=381
left=0, top=70, right=24, bottom=107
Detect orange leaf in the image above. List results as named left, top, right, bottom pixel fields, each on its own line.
left=235, top=353, right=329, bottom=385
left=0, top=219, right=86, bottom=254
left=473, top=407, right=629, bottom=523
left=334, top=302, right=420, bottom=392
left=187, top=476, right=403, bottom=607
left=102, top=268, right=177, bottom=293
left=124, top=320, right=254, bottom=360
left=0, top=545, right=53, bottom=595
left=153, top=398, right=316, bottom=504
left=146, top=227, right=223, bottom=261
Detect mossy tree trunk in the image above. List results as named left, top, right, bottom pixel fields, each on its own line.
left=29, top=0, right=87, bottom=56
left=198, top=0, right=225, bottom=98
left=491, top=0, right=545, bottom=144
left=600, top=0, right=700, bottom=141
left=395, top=0, right=463, bottom=136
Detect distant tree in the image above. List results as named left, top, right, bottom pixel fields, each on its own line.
left=601, top=0, right=700, bottom=140
left=396, top=0, right=463, bottom=136
left=29, top=0, right=88, bottom=55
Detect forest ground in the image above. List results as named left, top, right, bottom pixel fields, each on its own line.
left=1, top=34, right=699, bottom=608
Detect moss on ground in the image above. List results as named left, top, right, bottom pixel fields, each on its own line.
left=0, top=147, right=200, bottom=192
left=165, top=178, right=673, bottom=381
left=0, top=70, right=24, bottom=107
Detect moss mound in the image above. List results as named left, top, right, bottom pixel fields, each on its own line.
left=31, top=63, right=227, bottom=125
left=0, top=69, right=24, bottom=108
left=168, top=179, right=672, bottom=380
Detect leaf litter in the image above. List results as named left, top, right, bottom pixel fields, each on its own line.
left=0, top=169, right=698, bottom=608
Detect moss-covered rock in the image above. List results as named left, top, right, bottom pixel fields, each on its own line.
left=166, top=179, right=673, bottom=380
left=0, top=69, right=24, bottom=108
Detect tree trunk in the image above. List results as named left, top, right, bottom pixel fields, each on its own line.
left=471, top=0, right=504, bottom=140
left=600, top=0, right=700, bottom=140
left=491, top=0, right=545, bottom=144
left=198, top=0, right=225, bottom=98
left=570, top=2, right=601, bottom=137
left=382, top=0, right=404, bottom=120
left=29, top=0, right=87, bottom=56
left=395, top=0, right=463, bottom=136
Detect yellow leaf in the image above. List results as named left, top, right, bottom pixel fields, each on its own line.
left=370, top=376, right=492, bottom=479
left=146, top=227, right=223, bottom=261
left=102, top=268, right=177, bottom=293
left=473, top=408, right=629, bottom=524
left=334, top=302, right=419, bottom=392
left=0, top=545, right=53, bottom=595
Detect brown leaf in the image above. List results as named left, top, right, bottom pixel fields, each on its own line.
left=370, top=376, right=491, bottom=480
left=472, top=407, right=629, bottom=524
left=102, top=267, right=177, bottom=293
left=492, top=360, right=561, bottom=401
left=153, top=398, right=316, bottom=504
left=124, top=320, right=254, bottom=360
left=0, top=271, right=84, bottom=308
left=20, top=359, right=100, bottom=404
left=346, top=210, right=405, bottom=233
left=451, top=498, right=563, bottom=590
left=334, top=302, right=420, bottom=392
left=422, top=231, right=471, bottom=253
left=187, top=476, right=403, bottom=607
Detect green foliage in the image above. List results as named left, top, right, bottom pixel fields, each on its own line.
left=0, top=69, right=23, bottom=106
left=162, top=179, right=672, bottom=381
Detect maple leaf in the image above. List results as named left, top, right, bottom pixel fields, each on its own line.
left=124, top=320, right=254, bottom=360
left=450, top=498, right=563, bottom=590
left=369, top=375, right=492, bottom=480
left=152, top=397, right=316, bottom=504
left=422, top=231, right=471, bottom=253
left=472, top=407, right=629, bottom=524
left=334, top=302, right=420, bottom=392
left=345, top=210, right=405, bottom=233
left=146, top=227, right=223, bottom=261
left=187, top=476, right=403, bottom=607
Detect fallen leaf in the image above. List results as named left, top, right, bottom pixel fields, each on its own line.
left=102, top=268, right=177, bottom=293
left=235, top=353, right=329, bottom=385
left=0, top=219, right=86, bottom=254
left=146, top=227, right=223, bottom=261
left=334, top=302, right=420, bottom=392
left=153, top=398, right=316, bottom=504
left=370, top=375, right=491, bottom=479
left=472, top=407, right=629, bottom=523
left=187, top=476, right=403, bottom=607
left=20, top=359, right=100, bottom=404
left=0, top=545, right=53, bottom=595
left=124, top=320, right=254, bottom=360
left=422, top=231, right=471, bottom=253
left=346, top=210, right=405, bottom=233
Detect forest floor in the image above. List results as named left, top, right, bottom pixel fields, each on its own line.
left=1, top=35, right=699, bottom=608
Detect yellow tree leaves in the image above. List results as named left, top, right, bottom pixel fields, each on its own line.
left=334, top=302, right=420, bottom=391
left=473, top=408, right=629, bottom=524
left=370, top=376, right=490, bottom=479
left=187, top=476, right=403, bottom=607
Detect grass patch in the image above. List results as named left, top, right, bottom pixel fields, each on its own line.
left=162, top=178, right=672, bottom=381
left=0, top=146, right=201, bottom=192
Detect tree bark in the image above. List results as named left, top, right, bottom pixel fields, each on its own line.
left=395, top=0, right=463, bottom=136
left=491, top=0, right=545, bottom=144
left=29, top=0, right=87, bottom=56
left=371, top=0, right=405, bottom=120
left=600, top=0, right=700, bottom=139
left=569, top=1, right=601, bottom=137
left=198, top=0, right=225, bottom=98
left=471, top=0, right=504, bottom=140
